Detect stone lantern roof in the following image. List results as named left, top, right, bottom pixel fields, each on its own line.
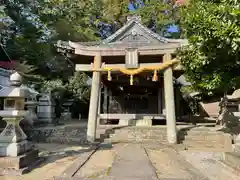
left=0, top=72, right=25, bottom=97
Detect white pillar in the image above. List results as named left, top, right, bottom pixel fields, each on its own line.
left=87, top=55, right=102, bottom=142
left=164, top=53, right=177, bottom=144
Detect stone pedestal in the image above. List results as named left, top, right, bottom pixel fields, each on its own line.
left=0, top=149, right=41, bottom=175
left=37, top=96, right=55, bottom=124
left=119, top=119, right=133, bottom=126
left=25, top=101, right=38, bottom=124
left=136, top=119, right=152, bottom=126
left=0, top=117, right=29, bottom=156
left=0, top=117, right=42, bottom=175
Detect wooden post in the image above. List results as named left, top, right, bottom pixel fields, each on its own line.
left=87, top=55, right=102, bottom=142
left=163, top=53, right=177, bottom=144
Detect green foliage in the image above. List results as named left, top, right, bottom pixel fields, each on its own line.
left=41, top=72, right=90, bottom=103
left=67, top=72, right=90, bottom=102
left=41, top=79, right=65, bottom=95
left=137, top=0, right=180, bottom=35
left=36, top=0, right=103, bottom=41
left=178, top=0, right=240, bottom=95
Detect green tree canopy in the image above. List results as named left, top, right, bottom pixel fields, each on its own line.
left=178, top=0, right=240, bottom=95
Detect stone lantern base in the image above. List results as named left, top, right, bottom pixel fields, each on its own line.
left=0, top=149, right=43, bottom=175
left=0, top=117, right=44, bottom=175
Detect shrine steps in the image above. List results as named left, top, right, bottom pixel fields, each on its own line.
left=101, top=126, right=233, bottom=151
left=179, top=128, right=233, bottom=151
left=103, top=126, right=168, bottom=144
left=29, top=123, right=233, bottom=152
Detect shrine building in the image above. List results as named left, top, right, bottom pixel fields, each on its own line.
left=56, top=16, right=188, bottom=144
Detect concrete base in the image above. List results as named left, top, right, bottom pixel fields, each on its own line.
left=118, top=119, right=134, bottom=126
left=0, top=140, right=32, bottom=157
left=0, top=149, right=43, bottom=175
left=136, top=119, right=152, bottom=126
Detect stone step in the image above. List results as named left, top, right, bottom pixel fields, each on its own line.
left=45, top=137, right=89, bottom=145
left=183, top=136, right=232, bottom=144
left=183, top=135, right=229, bottom=141
left=180, top=131, right=226, bottom=136
left=224, top=152, right=240, bottom=169
left=104, top=138, right=167, bottom=144
left=183, top=143, right=228, bottom=149
left=109, top=133, right=167, bottom=139
left=113, top=127, right=167, bottom=131
left=113, top=130, right=167, bottom=135
left=112, top=131, right=167, bottom=138
left=184, top=146, right=232, bottom=152
left=183, top=144, right=232, bottom=152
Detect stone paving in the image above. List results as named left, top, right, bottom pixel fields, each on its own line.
left=1, top=143, right=92, bottom=180
left=1, top=143, right=240, bottom=180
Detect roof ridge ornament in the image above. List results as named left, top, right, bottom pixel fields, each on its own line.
left=127, top=15, right=141, bottom=22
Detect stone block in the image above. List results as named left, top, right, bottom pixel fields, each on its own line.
left=0, top=149, right=43, bottom=175
left=118, top=119, right=131, bottom=126
left=136, top=119, right=152, bottom=126
left=0, top=140, right=32, bottom=157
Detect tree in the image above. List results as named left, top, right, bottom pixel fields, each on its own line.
left=178, top=0, right=240, bottom=96
left=136, top=0, right=181, bottom=36
left=67, top=72, right=90, bottom=103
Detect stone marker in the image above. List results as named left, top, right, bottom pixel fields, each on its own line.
left=37, top=95, right=55, bottom=124
left=0, top=72, right=42, bottom=175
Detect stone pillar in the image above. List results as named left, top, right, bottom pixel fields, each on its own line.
left=163, top=53, right=177, bottom=144
left=87, top=55, right=102, bottom=142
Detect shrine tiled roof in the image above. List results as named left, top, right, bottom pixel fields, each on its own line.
left=56, top=15, right=188, bottom=56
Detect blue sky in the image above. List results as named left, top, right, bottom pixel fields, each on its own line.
left=128, top=0, right=179, bottom=33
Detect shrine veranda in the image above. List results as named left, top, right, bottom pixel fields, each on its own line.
left=56, top=16, right=188, bottom=144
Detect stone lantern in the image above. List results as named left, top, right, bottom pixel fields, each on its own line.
left=0, top=72, right=40, bottom=175
left=25, top=98, right=38, bottom=124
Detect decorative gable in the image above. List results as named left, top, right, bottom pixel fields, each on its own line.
left=103, top=15, right=169, bottom=45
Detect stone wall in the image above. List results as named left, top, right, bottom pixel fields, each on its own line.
left=28, top=125, right=89, bottom=145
